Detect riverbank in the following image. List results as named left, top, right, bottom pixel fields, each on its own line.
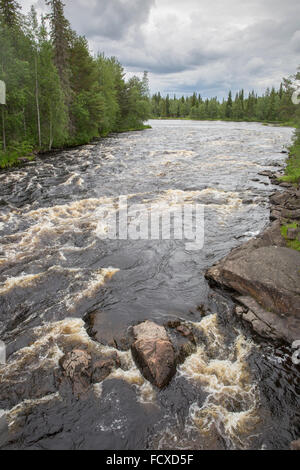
left=205, top=151, right=300, bottom=344
left=150, top=117, right=296, bottom=127
left=0, top=124, right=152, bottom=170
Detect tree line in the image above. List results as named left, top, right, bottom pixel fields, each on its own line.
left=0, top=0, right=150, bottom=167
left=151, top=81, right=299, bottom=123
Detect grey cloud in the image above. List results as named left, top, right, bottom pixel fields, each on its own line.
left=64, top=0, right=155, bottom=40
left=20, top=0, right=300, bottom=98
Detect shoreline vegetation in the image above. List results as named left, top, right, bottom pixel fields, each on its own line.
left=0, top=1, right=151, bottom=169
left=1, top=2, right=300, bottom=171
left=0, top=123, right=152, bottom=169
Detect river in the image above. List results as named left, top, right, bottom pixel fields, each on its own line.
left=0, top=120, right=299, bottom=450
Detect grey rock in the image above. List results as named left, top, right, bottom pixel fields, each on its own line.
left=206, top=246, right=300, bottom=342
left=0, top=410, right=8, bottom=448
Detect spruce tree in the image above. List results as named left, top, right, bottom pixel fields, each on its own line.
left=46, top=0, right=71, bottom=93
left=0, top=0, right=20, bottom=28
left=225, top=90, right=233, bottom=118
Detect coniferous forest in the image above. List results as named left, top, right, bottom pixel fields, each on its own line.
left=0, top=0, right=151, bottom=167
left=150, top=82, right=300, bottom=124
left=0, top=0, right=300, bottom=171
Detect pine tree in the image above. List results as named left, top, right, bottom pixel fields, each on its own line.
left=225, top=90, right=232, bottom=118
left=0, top=0, right=20, bottom=28
left=28, top=6, right=41, bottom=147
left=46, top=0, right=71, bottom=93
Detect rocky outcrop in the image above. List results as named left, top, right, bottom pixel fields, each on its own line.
left=59, top=348, right=120, bottom=398
left=206, top=177, right=300, bottom=343
left=131, top=321, right=176, bottom=388
left=206, top=246, right=300, bottom=342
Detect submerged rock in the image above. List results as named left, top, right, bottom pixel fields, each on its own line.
left=85, top=310, right=132, bottom=351
left=91, top=354, right=120, bottom=383
left=166, top=323, right=196, bottom=365
left=131, top=321, right=176, bottom=389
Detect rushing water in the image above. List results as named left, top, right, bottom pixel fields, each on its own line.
left=0, top=120, right=299, bottom=450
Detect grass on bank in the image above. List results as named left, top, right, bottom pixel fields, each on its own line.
left=281, top=222, right=300, bottom=251
left=0, top=141, right=35, bottom=169
left=279, top=142, right=300, bottom=184
left=151, top=116, right=297, bottom=127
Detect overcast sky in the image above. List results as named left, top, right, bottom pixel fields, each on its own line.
left=20, top=0, right=300, bottom=98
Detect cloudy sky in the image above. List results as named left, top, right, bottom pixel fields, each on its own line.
left=20, top=0, right=300, bottom=98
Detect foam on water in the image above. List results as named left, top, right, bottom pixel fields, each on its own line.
left=178, top=314, right=260, bottom=449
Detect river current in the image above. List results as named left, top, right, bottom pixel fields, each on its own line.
left=0, top=120, right=299, bottom=450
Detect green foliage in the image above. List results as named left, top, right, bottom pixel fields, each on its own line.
left=280, top=145, right=300, bottom=183
left=0, top=141, right=34, bottom=168
left=150, top=82, right=299, bottom=124
left=281, top=222, right=300, bottom=252
left=0, top=1, right=151, bottom=169
left=280, top=127, right=300, bottom=184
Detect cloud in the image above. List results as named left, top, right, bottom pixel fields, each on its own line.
left=20, top=0, right=300, bottom=98
left=64, top=0, right=155, bottom=40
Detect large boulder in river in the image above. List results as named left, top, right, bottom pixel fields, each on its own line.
left=206, top=246, right=300, bottom=342
left=59, top=349, right=92, bottom=398
left=131, top=321, right=176, bottom=389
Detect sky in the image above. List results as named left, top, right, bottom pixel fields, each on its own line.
left=20, top=0, right=300, bottom=99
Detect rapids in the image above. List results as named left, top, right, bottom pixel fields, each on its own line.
left=0, top=120, right=299, bottom=450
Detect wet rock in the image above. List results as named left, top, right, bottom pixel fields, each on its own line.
left=269, top=191, right=292, bottom=206
left=206, top=247, right=300, bottom=342
left=278, top=182, right=294, bottom=188
left=260, top=220, right=286, bottom=247
left=290, top=439, right=300, bottom=450
left=236, top=295, right=299, bottom=342
left=0, top=410, right=8, bottom=448
left=258, top=170, right=274, bottom=178
left=286, top=198, right=300, bottom=210
left=91, top=353, right=120, bottom=383
left=235, top=306, right=245, bottom=317
left=0, top=364, right=58, bottom=409
left=176, top=324, right=194, bottom=341
left=131, top=321, right=176, bottom=388
left=286, top=227, right=300, bottom=240
left=281, top=208, right=300, bottom=220
left=85, top=310, right=133, bottom=351
left=59, top=349, right=92, bottom=398
left=270, top=208, right=282, bottom=221
left=166, top=323, right=196, bottom=365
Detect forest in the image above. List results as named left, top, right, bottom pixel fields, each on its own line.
left=0, top=0, right=300, bottom=175
left=0, top=0, right=151, bottom=167
left=150, top=83, right=300, bottom=124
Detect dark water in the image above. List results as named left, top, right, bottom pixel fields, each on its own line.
left=0, top=120, right=299, bottom=449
